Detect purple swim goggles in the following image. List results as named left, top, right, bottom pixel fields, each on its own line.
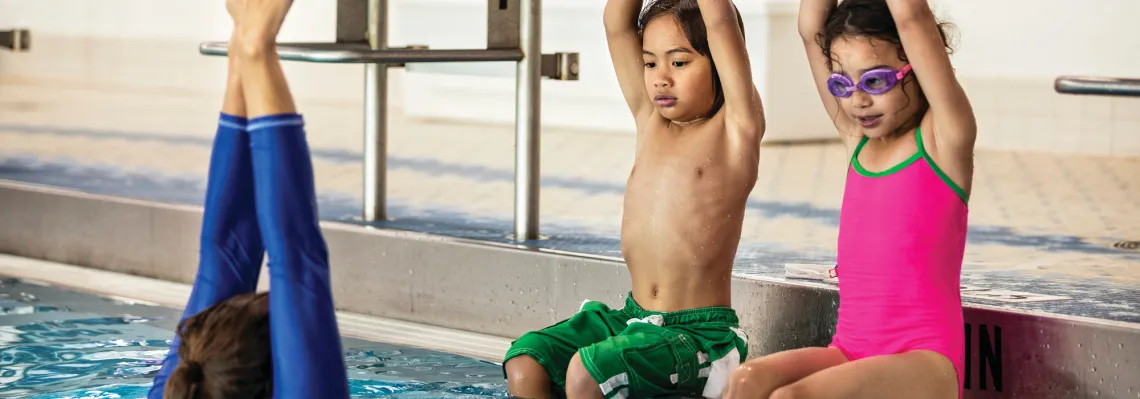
left=827, top=64, right=913, bottom=98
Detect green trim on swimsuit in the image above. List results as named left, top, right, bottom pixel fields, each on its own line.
left=915, top=128, right=969, bottom=204
left=851, top=128, right=969, bottom=204
left=851, top=134, right=922, bottom=178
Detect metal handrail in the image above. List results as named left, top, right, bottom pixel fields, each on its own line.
left=198, top=42, right=525, bottom=64
left=1055, top=76, right=1140, bottom=97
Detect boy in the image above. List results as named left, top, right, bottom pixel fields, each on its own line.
left=503, top=0, right=764, bottom=398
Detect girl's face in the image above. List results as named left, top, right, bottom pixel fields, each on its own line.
left=642, top=16, right=717, bottom=123
left=828, top=35, right=923, bottom=138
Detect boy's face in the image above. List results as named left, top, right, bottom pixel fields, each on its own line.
left=642, top=16, right=717, bottom=123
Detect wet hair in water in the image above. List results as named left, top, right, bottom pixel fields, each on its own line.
left=164, top=292, right=273, bottom=399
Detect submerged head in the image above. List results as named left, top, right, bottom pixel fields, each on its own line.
left=638, top=0, right=744, bottom=124
left=165, top=292, right=272, bottom=399
left=818, top=0, right=954, bottom=138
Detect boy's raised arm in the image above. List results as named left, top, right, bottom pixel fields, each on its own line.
left=698, top=0, right=764, bottom=136
left=605, top=0, right=654, bottom=127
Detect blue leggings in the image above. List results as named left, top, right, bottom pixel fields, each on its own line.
left=148, top=113, right=349, bottom=398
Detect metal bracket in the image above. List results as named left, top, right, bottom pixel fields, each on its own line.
left=541, top=52, right=579, bottom=81
left=1055, top=76, right=1140, bottom=98
left=488, top=0, right=520, bottom=49
left=337, top=0, right=369, bottom=43
left=0, top=29, right=30, bottom=52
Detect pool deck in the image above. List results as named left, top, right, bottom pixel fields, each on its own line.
left=1, top=81, right=1137, bottom=327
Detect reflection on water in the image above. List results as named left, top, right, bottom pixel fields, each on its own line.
left=0, top=279, right=508, bottom=398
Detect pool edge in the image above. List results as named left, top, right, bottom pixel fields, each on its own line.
left=1, top=179, right=1138, bottom=398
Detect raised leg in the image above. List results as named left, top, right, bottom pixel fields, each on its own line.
left=147, top=29, right=265, bottom=399
left=232, top=0, right=350, bottom=397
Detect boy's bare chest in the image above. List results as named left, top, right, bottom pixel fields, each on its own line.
left=626, top=129, right=753, bottom=199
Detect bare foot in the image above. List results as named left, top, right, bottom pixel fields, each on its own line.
left=227, top=0, right=294, bottom=56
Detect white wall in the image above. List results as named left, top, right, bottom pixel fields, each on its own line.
left=0, top=0, right=332, bottom=41
left=934, top=0, right=1140, bottom=79
left=6, top=0, right=1140, bottom=78
left=2, top=0, right=1139, bottom=155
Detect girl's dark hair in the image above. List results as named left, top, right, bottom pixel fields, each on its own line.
left=817, top=0, right=956, bottom=135
left=638, top=0, right=745, bottom=120
left=164, top=292, right=273, bottom=399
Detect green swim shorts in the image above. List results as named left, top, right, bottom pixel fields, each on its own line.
left=502, top=294, right=748, bottom=399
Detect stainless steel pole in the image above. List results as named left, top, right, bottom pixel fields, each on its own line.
left=514, top=0, right=541, bottom=240
left=363, top=0, right=389, bottom=221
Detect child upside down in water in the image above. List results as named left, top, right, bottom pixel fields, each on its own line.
left=724, top=0, right=975, bottom=398
left=503, top=0, right=765, bottom=398
left=149, top=0, right=351, bottom=397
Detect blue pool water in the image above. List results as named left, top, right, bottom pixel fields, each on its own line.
left=0, top=278, right=509, bottom=398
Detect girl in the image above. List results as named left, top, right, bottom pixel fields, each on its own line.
left=723, top=0, right=975, bottom=398
left=149, top=0, right=350, bottom=397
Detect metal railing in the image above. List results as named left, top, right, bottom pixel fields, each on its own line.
left=199, top=0, right=579, bottom=241
left=1055, top=76, right=1140, bottom=97
left=0, top=29, right=30, bottom=52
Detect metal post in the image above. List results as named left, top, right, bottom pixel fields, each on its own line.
left=363, top=0, right=389, bottom=221
left=514, top=0, right=541, bottom=240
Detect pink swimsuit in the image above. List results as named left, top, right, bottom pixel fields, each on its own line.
left=831, top=128, right=968, bottom=396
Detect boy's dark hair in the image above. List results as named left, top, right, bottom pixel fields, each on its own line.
left=816, top=0, right=956, bottom=135
left=638, top=0, right=745, bottom=120
left=164, top=292, right=273, bottom=399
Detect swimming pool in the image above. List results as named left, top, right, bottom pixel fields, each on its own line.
left=0, top=278, right=510, bottom=398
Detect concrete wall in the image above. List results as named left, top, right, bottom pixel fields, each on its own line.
left=1, top=0, right=1138, bottom=155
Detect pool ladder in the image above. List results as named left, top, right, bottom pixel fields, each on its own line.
left=198, top=0, right=580, bottom=241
